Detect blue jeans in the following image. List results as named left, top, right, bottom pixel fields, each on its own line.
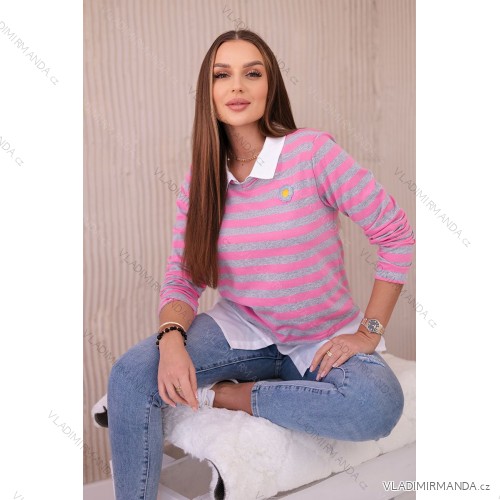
left=108, top=313, right=404, bottom=500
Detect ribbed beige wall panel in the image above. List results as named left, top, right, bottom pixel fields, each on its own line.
left=84, top=0, right=415, bottom=484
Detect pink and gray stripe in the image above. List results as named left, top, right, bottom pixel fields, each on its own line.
left=159, top=128, right=414, bottom=343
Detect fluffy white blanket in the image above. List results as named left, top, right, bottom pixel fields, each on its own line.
left=161, top=353, right=416, bottom=499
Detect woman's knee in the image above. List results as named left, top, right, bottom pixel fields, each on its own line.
left=108, top=332, right=160, bottom=397
left=185, top=313, right=232, bottom=363
left=366, top=380, right=405, bottom=440
left=346, top=354, right=405, bottom=439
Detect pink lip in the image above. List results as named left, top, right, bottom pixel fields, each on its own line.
left=226, top=99, right=250, bottom=105
left=227, top=103, right=250, bottom=112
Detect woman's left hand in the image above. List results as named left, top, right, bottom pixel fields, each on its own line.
left=309, top=330, right=380, bottom=380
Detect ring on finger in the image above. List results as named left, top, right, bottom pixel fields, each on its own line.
left=174, top=385, right=183, bottom=393
left=326, top=350, right=333, bottom=357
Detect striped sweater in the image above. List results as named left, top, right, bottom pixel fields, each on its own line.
left=158, top=128, right=415, bottom=344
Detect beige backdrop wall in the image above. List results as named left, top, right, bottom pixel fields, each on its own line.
left=83, top=0, right=415, bottom=484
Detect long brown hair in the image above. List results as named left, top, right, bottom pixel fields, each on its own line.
left=183, top=29, right=298, bottom=288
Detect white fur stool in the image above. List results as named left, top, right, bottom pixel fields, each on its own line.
left=93, top=352, right=415, bottom=499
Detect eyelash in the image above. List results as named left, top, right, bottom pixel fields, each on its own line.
left=213, top=70, right=262, bottom=79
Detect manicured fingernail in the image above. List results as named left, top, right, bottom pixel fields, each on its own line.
left=320, top=371, right=326, bottom=378
left=170, top=403, right=176, bottom=408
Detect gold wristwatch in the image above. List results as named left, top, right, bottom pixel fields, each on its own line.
left=360, top=317, right=385, bottom=335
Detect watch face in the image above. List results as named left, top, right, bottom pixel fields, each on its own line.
left=367, top=319, right=380, bottom=332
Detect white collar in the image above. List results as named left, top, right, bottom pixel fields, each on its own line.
left=226, top=135, right=286, bottom=185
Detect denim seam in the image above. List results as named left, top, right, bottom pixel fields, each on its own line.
left=319, top=366, right=346, bottom=390
left=140, top=393, right=154, bottom=500
left=256, top=382, right=343, bottom=395
left=195, top=355, right=277, bottom=375
left=250, top=383, right=261, bottom=416
left=274, top=357, right=283, bottom=378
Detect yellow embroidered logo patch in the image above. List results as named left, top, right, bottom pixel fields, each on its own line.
left=279, top=185, right=294, bottom=202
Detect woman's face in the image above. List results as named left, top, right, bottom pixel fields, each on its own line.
left=212, top=40, right=268, bottom=128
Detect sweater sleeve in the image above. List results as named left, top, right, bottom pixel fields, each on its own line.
left=311, top=132, right=415, bottom=284
left=157, top=166, right=206, bottom=317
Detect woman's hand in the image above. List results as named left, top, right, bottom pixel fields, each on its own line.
left=157, top=332, right=199, bottom=411
left=309, top=330, right=380, bottom=381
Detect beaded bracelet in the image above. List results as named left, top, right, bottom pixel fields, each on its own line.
left=156, top=325, right=187, bottom=349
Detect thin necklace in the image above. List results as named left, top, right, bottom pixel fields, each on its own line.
left=227, top=150, right=262, bottom=168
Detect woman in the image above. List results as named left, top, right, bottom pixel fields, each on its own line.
left=108, top=29, right=415, bottom=499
